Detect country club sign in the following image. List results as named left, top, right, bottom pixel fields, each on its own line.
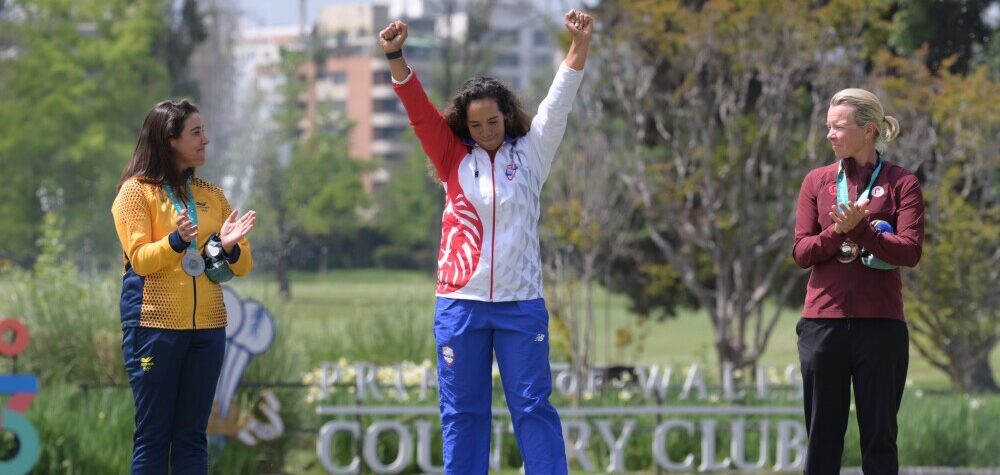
left=307, top=360, right=808, bottom=473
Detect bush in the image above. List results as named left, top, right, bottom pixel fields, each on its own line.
left=311, top=298, right=435, bottom=364
left=4, top=214, right=123, bottom=386
left=1, top=214, right=314, bottom=474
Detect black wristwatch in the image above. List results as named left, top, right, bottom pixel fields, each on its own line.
left=206, top=236, right=225, bottom=260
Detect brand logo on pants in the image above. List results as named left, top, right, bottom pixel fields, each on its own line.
left=442, top=346, right=455, bottom=366
left=140, top=356, right=154, bottom=372
left=535, top=334, right=545, bottom=342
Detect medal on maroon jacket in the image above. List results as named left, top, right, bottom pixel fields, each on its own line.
left=837, top=240, right=860, bottom=263
left=836, top=155, right=883, bottom=265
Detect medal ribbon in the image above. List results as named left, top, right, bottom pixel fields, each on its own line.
left=163, top=180, right=198, bottom=251
left=836, top=154, right=883, bottom=207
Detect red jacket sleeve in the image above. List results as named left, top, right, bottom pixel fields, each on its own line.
left=792, top=169, right=848, bottom=268
left=847, top=174, right=924, bottom=267
left=392, top=70, right=466, bottom=182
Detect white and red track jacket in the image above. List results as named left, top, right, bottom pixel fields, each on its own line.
left=393, top=63, right=584, bottom=301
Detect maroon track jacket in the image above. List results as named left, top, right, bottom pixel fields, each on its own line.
left=793, top=157, right=925, bottom=320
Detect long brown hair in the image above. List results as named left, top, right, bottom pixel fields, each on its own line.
left=442, top=76, right=532, bottom=144
left=118, top=99, right=200, bottom=201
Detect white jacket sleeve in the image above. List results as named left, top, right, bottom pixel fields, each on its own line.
left=525, top=62, right=585, bottom=181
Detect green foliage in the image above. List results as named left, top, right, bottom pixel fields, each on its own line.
left=904, top=165, right=999, bottom=392
left=0, top=213, right=314, bottom=473
left=843, top=392, right=1000, bottom=467
left=249, top=49, right=370, bottom=277
left=26, top=384, right=134, bottom=474
left=4, top=213, right=124, bottom=385
left=874, top=43, right=1000, bottom=392
left=162, top=0, right=208, bottom=97
left=372, top=138, right=441, bottom=270
left=0, top=0, right=178, bottom=264
left=889, top=0, right=995, bottom=73
left=285, top=131, right=370, bottom=239
left=314, top=297, right=435, bottom=364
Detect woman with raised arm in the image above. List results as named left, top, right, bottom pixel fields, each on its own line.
left=112, top=99, right=256, bottom=474
left=792, top=88, right=924, bottom=474
left=379, top=10, right=593, bottom=474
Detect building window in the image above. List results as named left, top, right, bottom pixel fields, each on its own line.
left=496, top=52, right=520, bottom=68
left=318, top=70, right=347, bottom=84
left=533, top=29, right=549, bottom=46
left=407, top=45, right=433, bottom=61
left=497, top=75, right=520, bottom=89
left=324, top=100, right=347, bottom=115
left=373, top=98, right=401, bottom=114
left=373, top=70, right=394, bottom=85
left=374, top=126, right=406, bottom=140
left=534, top=53, right=553, bottom=68
left=493, top=29, right=519, bottom=45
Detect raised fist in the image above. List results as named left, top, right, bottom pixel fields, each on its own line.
left=379, top=20, right=408, bottom=53
left=564, top=9, right=593, bottom=41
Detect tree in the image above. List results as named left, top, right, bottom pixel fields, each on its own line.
left=889, top=0, right=996, bottom=74
left=541, top=67, right=634, bottom=382
left=246, top=50, right=368, bottom=299
left=187, top=0, right=242, bottom=184
left=873, top=50, right=1000, bottom=392
left=372, top=136, right=441, bottom=270
left=590, top=0, right=895, bottom=374
left=905, top=166, right=998, bottom=392
left=432, top=0, right=498, bottom=100
left=0, top=0, right=174, bottom=265
left=162, top=0, right=209, bottom=98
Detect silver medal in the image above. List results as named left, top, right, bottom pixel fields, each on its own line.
left=837, top=240, right=859, bottom=263
left=182, top=247, right=205, bottom=276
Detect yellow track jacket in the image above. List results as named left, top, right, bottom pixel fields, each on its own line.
left=112, top=176, right=253, bottom=329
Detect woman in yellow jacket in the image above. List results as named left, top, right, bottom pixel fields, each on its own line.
left=112, top=99, right=255, bottom=474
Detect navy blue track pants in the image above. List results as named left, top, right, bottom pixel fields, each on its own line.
left=122, top=326, right=226, bottom=475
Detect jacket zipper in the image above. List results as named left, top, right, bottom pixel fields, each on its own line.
left=192, top=276, right=198, bottom=328
left=846, top=164, right=866, bottom=318
left=489, top=154, right=497, bottom=302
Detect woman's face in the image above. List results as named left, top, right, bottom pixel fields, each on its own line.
left=170, top=113, right=209, bottom=171
left=826, top=105, right=873, bottom=161
left=466, top=98, right=505, bottom=153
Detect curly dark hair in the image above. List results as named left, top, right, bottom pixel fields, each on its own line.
left=442, top=76, right=532, bottom=143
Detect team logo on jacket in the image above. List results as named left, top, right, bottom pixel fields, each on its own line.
left=827, top=184, right=837, bottom=196
left=437, top=192, right=483, bottom=294
left=441, top=346, right=455, bottom=366
left=871, top=186, right=885, bottom=198
left=140, top=356, right=154, bottom=372
left=505, top=161, right=519, bottom=181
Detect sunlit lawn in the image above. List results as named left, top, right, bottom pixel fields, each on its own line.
left=227, top=269, right=997, bottom=391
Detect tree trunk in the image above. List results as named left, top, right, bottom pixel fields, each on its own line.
left=966, top=358, right=999, bottom=393
left=954, top=352, right=1000, bottom=393
left=277, top=252, right=291, bottom=301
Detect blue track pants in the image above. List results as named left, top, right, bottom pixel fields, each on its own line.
left=122, top=326, right=226, bottom=475
left=434, top=297, right=567, bottom=475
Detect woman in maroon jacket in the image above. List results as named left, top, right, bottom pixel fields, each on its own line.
left=793, top=88, right=924, bottom=474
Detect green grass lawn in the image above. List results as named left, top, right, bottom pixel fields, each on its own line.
left=1, top=267, right=994, bottom=389
left=228, top=269, right=998, bottom=391
left=4, top=269, right=998, bottom=473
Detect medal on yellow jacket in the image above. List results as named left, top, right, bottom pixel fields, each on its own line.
left=164, top=181, right=205, bottom=277
left=112, top=176, right=253, bottom=329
